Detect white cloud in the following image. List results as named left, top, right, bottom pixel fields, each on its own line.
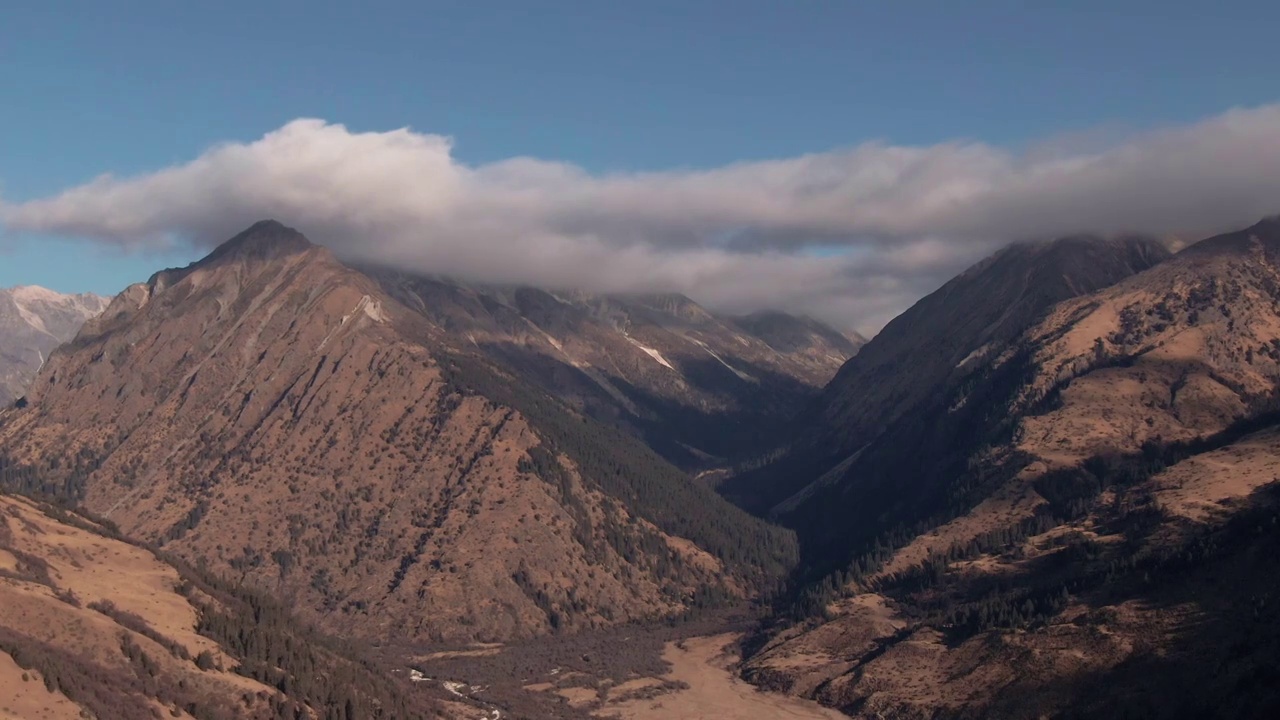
left=3, top=105, right=1280, bottom=335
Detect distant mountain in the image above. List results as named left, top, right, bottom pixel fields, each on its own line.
left=0, top=221, right=797, bottom=644
left=0, top=491, right=440, bottom=718
left=372, top=273, right=863, bottom=469
left=733, top=217, right=1280, bottom=718
left=0, top=286, right=108, bottom=406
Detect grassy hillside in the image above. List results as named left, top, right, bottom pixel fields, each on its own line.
left=0, top=490, right=440, bottom=719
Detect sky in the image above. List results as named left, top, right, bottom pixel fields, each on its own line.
left=2, top=1, right=1279, bottom=334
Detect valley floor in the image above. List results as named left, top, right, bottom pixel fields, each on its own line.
left=599, top=633, right=845, bottom=720
left=393, top=612, right=848, bottom=719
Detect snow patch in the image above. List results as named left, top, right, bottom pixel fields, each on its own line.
left=629, top=340, right=676, bottom=370
left=955, top=342, right=993, bottom=369
left=443, top=681, right=469, bottom=697
left=688, top=337, right=755, bottom=382
left=335, top=296, right=387, bottom=340
left=362, top=296, right=387, bottom=322
left=523, top=320, right=565, bottom=353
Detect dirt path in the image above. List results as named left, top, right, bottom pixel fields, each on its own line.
left=600, top=633, right=847, bottom=719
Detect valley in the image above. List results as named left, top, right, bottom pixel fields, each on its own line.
left=5, top=216, right=1280, bottom=718
left=5, top=11, right=1278, bottom=718
left=383, top=612, right=844, bottom=720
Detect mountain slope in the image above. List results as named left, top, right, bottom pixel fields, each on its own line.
left=1012, top=215, right=1280, bottom=466
left=0, top=286, right=108, bottom=407
left=744, top=415, right=1280, bottom=720
left=721, top=234, right=1170, bottom=517
left=0, top=221, right=795, bottom=644
left=735, top=216, right=1280, bottom=718
left=373, top=273, right=863, bottom=469
left=0, top=491, right=440, bottom=719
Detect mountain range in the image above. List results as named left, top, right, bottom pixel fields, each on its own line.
left=5, top=216, right=1280, bottom=718
left=370, top=270, right=862, bottom=470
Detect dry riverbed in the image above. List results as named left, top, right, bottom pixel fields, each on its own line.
left=598, top=633, right=846, bottom=720
left=399, top=613, right=848, bottom=719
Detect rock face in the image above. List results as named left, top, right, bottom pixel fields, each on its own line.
left=0, top=286, right=108, bottom=406
left=733, top=217, right=1280, bottom=718
left=0, top=221, right=797, bottom=644
left=372, top=272, right=863, bottom=469
left=0, top=491, right=439, bottom=719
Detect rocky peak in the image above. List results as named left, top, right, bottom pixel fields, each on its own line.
left=199, top=219, right=315, bottom=265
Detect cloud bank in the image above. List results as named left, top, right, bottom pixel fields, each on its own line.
left=4, top=105, right=1280, bottom=333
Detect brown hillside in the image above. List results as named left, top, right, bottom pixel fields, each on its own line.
left=0, top=221, right=794, bottom=645
left=0, top=492, right=441, bottom=719
left=721, top=234, right=1170, bottom=516
left=736, top=217, right=1280, bottom=718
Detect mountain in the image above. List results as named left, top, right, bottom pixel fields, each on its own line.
left=0, top=286, right=108, bottom=407
left=732, top=217, right=1280, bottom=717
left=0, top=220, right=797, bottom=645
left=372, top=272, right=863, bottom=469
left=720, top=233, right=1171, bottom=517
left=0, top=491, right=441, bottom=719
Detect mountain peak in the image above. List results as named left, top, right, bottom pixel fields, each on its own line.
left=6, top=285, right=65, bottom=302
left=131, top=221, right=325, bottom=301
left=202, top=219, right=314, bottom=264
left=3, top=285, right=108, bottom=306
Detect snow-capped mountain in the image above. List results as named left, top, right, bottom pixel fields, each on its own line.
left=0, top=285, right=109, bottom=405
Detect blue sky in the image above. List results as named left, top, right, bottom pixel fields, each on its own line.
left=2, top=0, right=1279, bottom=328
